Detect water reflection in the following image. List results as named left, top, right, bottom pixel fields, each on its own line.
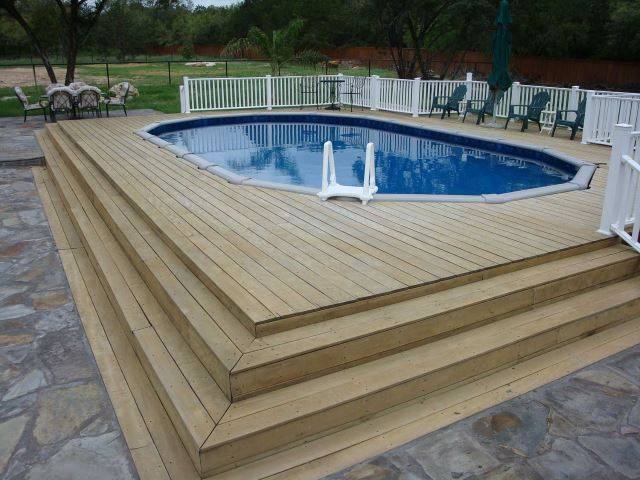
left=159, top=122, right=573, bottom=195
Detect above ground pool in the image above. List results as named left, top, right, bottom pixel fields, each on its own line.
left=139, top=113, right=596, bottom=203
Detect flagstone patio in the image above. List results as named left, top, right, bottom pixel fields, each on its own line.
left=327, top=344, right=640, bottom=480
left=0, top=166, right=138, bottom=479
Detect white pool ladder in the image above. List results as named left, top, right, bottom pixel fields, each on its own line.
left=317, top=141, right=378, bottom=205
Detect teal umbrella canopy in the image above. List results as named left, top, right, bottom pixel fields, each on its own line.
left=487, top=0, right=513, bottom=92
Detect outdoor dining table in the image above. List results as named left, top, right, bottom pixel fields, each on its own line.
left=319, top=78, right=345, bottom=110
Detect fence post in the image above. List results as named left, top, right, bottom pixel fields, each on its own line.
left=581, top=90, right=596, bottom=145
left=168, top=61, right=172, bottom=86
left=266, top=75, right=272, bottom=110
left=106, top=62, right=110, bottom=89
left=565, top=85, right=579, bottom=122
left=465, top=72, right=473, bottom=102
left=598, top=123, right=633, bottom=234
left=179, top=85, right=186, bottom=113
left=510, top=81, right=521, bottom=107
left=183, top=77, right=191, bottom=114
left=370, top=75, right=380, bottom=111
left=411, top=77, right=421, bottom=117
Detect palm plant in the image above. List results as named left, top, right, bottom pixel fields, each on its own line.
left=222, top=19, right=305, bottom=75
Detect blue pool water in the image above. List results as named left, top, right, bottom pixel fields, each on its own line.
left=155, top=115, right=577, bottom=196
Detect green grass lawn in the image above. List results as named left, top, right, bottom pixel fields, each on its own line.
left=0, top=59, right=395, bottom=118
left=0, top=83, right=180, bottom=118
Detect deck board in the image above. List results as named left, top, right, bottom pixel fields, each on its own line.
left=57, top=110, right=610, bottom=331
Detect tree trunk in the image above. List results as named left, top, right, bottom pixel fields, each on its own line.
left=65, top=39, right=78, bottom=84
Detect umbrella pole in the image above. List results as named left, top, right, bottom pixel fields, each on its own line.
left=485, top=90, right=500, bottom=128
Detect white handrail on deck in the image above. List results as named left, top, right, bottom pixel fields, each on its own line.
left=599, top=123, right=640, bottom=253
left=318, top=141, right=377, bottom=205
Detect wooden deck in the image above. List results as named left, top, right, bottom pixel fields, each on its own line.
left=57, top=110, right=611, bottom=335
left=34, top=109, right=640, bottom=480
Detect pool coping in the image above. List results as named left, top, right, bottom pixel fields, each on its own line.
left=135, top=111, right=597, bottom=204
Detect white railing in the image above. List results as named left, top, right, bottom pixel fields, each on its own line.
left=181, top=74, right=640, bottom=146
left=318, top=141, right=377, bottom=204
left=183, top=74, right=340, bottom=113
left=599, top=124, right=640, bottom=253
left=582, top=93, right=640, bottom=146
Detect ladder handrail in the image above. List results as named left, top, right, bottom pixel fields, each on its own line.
left=318, top=141, right=378, bottom=205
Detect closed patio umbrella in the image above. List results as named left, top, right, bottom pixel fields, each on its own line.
left=487, top=0, right=513, bottom=125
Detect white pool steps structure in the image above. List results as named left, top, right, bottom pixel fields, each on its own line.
left=318, top=141, right=378, bottom=205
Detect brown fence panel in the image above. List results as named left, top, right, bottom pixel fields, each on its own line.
left=153, top=44, right=640, bottom=90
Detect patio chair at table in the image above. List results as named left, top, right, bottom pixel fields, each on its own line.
left=551, top=97, right=587, bottom=141
left=462, top=94, right=500, bottom=125
left=104, top=82, right=132, bottom=117
left=504, top=91, right=550, bottom=132
left=428, top=84, right=467, bottom=119
left=47, top=87, right=75, bottom=122
left=14, top=86, right=48, bottom=122
left=76, top=86, right=103, bottom=118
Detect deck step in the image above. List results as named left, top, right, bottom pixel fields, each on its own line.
left=38, top=130, right=228, bottom=470
left=45, top=124, right=248, bottom=399
left=201, top=276, right=640, bottom=474
left=208, top=316, right=640, bottom=480
left=231, top=244, right=639, bottom=398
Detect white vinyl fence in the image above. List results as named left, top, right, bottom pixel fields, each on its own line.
left=181, top=73, right=639, bottom=146
left=599, top=124, right=640, bottom=252
left=582, top=93, right=640, bottom=146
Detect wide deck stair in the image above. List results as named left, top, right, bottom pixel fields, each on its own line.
left=37, top=121, right=640, bottom=479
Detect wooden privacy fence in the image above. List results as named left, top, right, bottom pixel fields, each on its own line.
left=181, top=73, right=640, bottom=145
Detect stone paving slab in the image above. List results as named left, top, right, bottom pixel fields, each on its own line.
left=0, top=110, right=159, bottom=166
left=0, top=167, right=138, bottom=479
left=326, top=343, right=640, bottom=480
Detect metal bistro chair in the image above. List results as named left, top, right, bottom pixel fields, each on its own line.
left=48, top=87, right=75, bottom=122
left=343, top=76, right=366, bottom=112
left=104, top=82, right=131, bottom=117
left=299, top=77, right=319, bottom=109
left=76, top=86, right=103, bottom=118
left=14, top=86, right=48, bottom=122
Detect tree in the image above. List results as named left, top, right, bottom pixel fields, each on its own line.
left=1, top=0, right=108, bottom=84
left=372, top=0, right=474, bottom=79
left=223, top=18, right=305, bottom=75
left=0, top=0, right=58, bottom=82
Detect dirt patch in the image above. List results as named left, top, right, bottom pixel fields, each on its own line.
left=0, top=66, right=104, bottom=88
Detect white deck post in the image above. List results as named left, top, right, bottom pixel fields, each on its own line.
left=411, top=77, right=421, bottom=117
left=266, top=75, right=272, bottom=110
left=370, top=75, right=380, bottom=111
left=568, top=85, right=580, bottom=121
left=599, top=123, right=634, bottom=234
left=183, top=77, right=191, bottom=114
left=179, top=85, right=186, bottom=113
left=582, top=90, right=596, bottom=144
left=465, top=72, right=473, bottom=102
left=510, top=81, right=521, bottom=107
